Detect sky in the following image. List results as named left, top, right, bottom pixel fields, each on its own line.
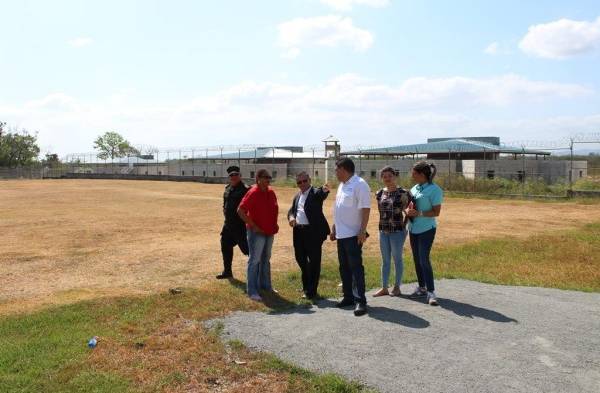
left=1, top=0, right=600, bottom=156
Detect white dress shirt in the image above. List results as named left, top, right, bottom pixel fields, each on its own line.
left=296, top=188, right=310, bottom=225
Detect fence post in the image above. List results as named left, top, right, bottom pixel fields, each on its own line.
left=358, top=149, right=362, bottom=176
left=191, top=149, right=195, bottom=177
left=522, top=147, right=526, bottom=196
left=179, top=150, right=182, bottom=176
left=271, top=147, right=275, bottom=177
left=312, top=148, right=315, bottom=179
left=569, top=138, right=574, bottom=196
left=220, top=147, right=224, bottom=179
left=254, top=148, right=257, bottom=178
left=448, top=148, right=451, bottom=190
left=483, top=146, right=487, bottom=183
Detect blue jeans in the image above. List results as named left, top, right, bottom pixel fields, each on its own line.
left=246, top=229, right=274, bottom=296
left=409, top=228, right=436, bottom=292
left=337, top=237, right=367, bottom=305
left=379, top=230, right=407, bottom=288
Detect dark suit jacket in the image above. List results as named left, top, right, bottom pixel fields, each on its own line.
left=288, top=186, right=331, bottom=242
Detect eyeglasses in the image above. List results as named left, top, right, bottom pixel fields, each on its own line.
left=296, top=179, right=309, bottom=185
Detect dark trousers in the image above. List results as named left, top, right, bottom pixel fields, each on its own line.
left=409, top=228, right=437, bottom=292
left=337, top=236, right=367, bottom=305
left=220, top=225, right=249, bottom=274
left=293, top=226, right=323, bottom=297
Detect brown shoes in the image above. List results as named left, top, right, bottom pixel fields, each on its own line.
left=373, top=288, right=389, bottom=297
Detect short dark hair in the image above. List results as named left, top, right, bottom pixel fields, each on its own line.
left=413, top=161, right=437, bottom=183
left=256, top=169, right=271, bottom=179
left=335, top=158, right=355, bottom=174
left=296, top=171, right=310, bottom=179
left=380, top=166, right=399, bottom=177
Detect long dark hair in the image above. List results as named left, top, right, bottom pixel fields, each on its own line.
left=413, top=161, right=437, bottom=184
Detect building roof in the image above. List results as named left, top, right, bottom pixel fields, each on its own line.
left=342, top=138, right=550, bottom=156
left=207, top=147, right=326, bottom=160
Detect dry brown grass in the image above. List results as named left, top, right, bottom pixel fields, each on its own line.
left=85, top=288, right=299, bottom=393
left=2, top=179, right=600, bottom=314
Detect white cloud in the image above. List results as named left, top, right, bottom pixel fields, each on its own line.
left=1, top=74, right=594, bottom=155
left=68, top=37, right=93, bottom=48
left=281, top=47, right=301, bottom=60
left=519, top=16, right=600, bottom=59
left=24, top=93, right=80, bottom=111
left=277, top=15, right=374, bottom=58
left=484, top=42, right=512, bottom=56
left=484, top=42, right=500, bottom=55
left=319, top=0, right=390, bottom=12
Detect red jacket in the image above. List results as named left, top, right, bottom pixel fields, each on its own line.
left=238, top=185, right=279, bottom=235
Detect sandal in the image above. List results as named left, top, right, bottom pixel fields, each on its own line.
left=373, top=288, right=389, bottom=297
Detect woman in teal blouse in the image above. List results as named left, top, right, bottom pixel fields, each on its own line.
left=405, top=161, right=443, bottom=306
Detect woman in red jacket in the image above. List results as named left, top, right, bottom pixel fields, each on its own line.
left=238, top=169, right=279, bottom=301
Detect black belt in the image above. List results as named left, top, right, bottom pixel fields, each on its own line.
left=295, top=224, right=310, bottom=229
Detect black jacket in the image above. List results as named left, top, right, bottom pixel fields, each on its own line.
left=223, top=182, right=249, bottom=230
left=287, top=186, right=331, bottom=242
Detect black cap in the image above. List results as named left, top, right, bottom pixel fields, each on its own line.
left=226, top=165, right=241, bottom=174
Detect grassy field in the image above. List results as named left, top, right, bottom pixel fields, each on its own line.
left=1, top=179, right=599, bottom=392
left=2, top=179, right=600, bottom=314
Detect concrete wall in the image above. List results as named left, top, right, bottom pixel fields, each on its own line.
left=76, top=162, right=289, bottom=179
left=463, top=160, right=588, bottom=182
left=68, top=158, right=588, bottom=184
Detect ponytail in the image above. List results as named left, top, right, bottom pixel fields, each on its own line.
left=413, top=161, right=436, bottom=183
left=429, top=163, right=437, bottom=183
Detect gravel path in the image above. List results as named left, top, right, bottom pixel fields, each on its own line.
left=211, top=279, right=600, bottom=393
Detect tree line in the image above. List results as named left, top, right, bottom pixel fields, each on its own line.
left=0, top=120, right=138, bottom=168
left=0, top=122, right=41, bottom=167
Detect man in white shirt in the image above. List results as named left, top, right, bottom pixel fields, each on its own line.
left=330, top=158, right=371, bottom=316
left=288, top=172, right=330, bottom=299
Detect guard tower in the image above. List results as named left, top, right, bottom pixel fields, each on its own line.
left=322, top=135, right=340, bottom=158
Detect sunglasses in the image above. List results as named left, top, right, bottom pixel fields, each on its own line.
left=228, top=173, right=240, bottom=177
left=296, top=179, right=309, bottom=185
left=259, top=176, right=272, bottom=180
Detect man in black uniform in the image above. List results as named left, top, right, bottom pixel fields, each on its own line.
left=217, top=165, right=250, bottom=279
left=287, top=171, right=330, bottom=298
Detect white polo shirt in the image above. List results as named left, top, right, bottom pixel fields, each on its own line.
left=333, top=175, right=371, bottom=239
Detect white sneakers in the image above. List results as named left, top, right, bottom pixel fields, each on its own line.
left=409, top=286, right=428, bottom=298
left=406, top=287, right=439, bottom=306
left=427, top=291, right=438, bottom=306
left=249, top=294, right=262, bottom=302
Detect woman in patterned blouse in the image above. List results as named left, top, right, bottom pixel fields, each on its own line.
left=373, top=166, right=412, bottom=297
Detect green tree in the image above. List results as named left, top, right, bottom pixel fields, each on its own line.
left=0, top=123, right=41, bottom=167
left=42, top=153, right=62, bottom=168
left=93, top=131, right=139, bottom=162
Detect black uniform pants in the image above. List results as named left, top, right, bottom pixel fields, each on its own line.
left=293, top=226, right=323, bottom=297
left=220, top=225, right=249, bottom=274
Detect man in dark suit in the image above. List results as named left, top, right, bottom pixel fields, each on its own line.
left=287, top=172, right=330, bottom=299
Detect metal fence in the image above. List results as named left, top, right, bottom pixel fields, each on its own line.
left=0, top=166, right=44, bottom=179
left=589, top=166, right=600, bottom=177
left=3, top=138, right=599, bottom=198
